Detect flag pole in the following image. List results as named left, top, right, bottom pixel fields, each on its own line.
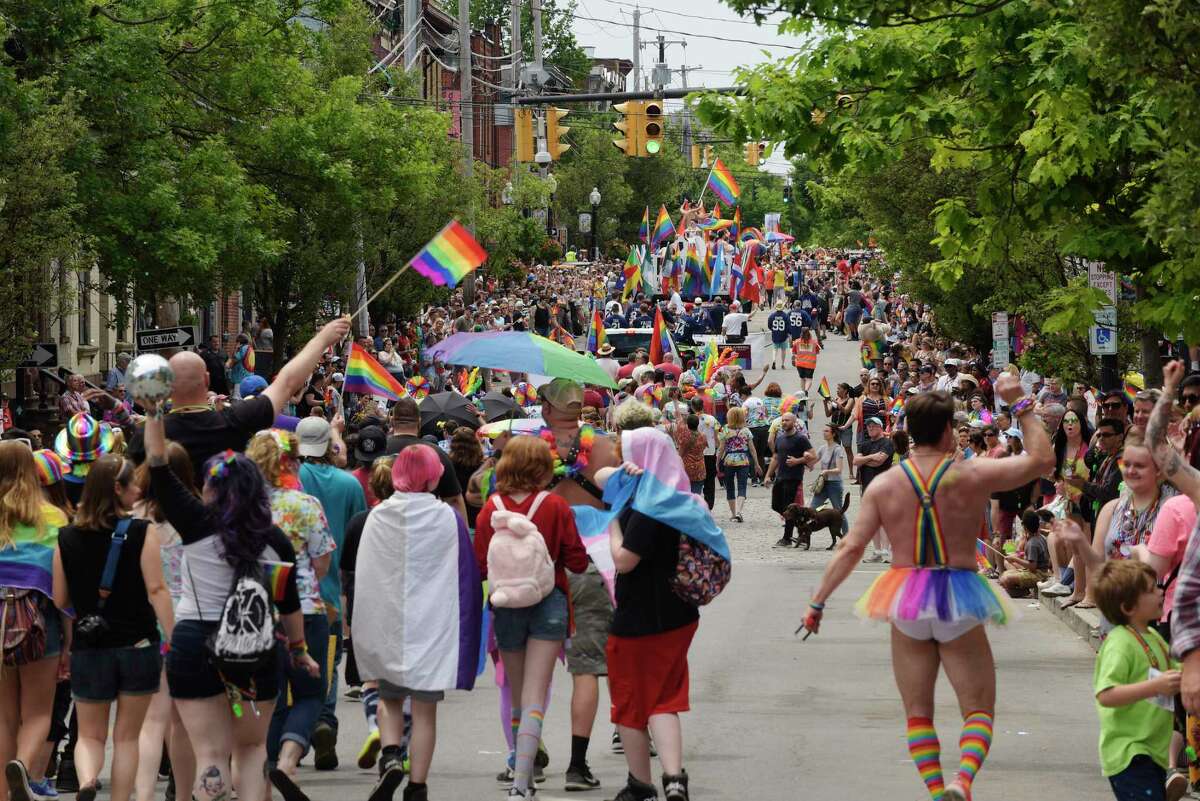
left=349, top=263, right=412, bottom=321
left=697, top=164, right=713, bottom=206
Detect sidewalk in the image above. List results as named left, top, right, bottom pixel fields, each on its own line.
left=1037, top=588, right=1105, bottom=651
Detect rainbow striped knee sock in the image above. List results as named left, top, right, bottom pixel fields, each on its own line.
left=957, top=710, right=994, bottom=792
left=906, top=716, right=945, bottom=800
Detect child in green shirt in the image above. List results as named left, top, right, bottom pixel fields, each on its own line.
left=1092, top=559, right=1182, bottom=801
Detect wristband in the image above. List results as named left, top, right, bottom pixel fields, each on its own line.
left=160, top=641, right=170, bottom=656
left=288, top=639, right=307, bottom=653
left=1008, top=396, right=1035, bottom=417
left=808, top=600, right=825, bottom=611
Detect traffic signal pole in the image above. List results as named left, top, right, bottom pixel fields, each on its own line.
left=513, top=86, right=744, bottom=104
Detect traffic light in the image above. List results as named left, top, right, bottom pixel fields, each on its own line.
left=515, top=107, right=535, bottom=163
left=690, top=144, right=701, bottom=169
left=612, top=101, right=643, bottom=157
left=745, top=141, right=760, bottom=166
left=642, top=101, right=664, bottom=156
left=546, top=107, right=570, bottom=160
left=703, top=145, right=713, bottom=168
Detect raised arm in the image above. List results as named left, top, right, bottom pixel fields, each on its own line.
left=262, top=317, right=352, bottom=415
left=1148, top=360, right=1200, bottom=504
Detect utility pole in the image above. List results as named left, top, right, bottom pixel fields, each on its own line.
left=404, top=0, right=420, bottom=68
left=631, top=7, right=640, bottom=92
left=512, top=0, right=522, bottom=92
left=531, top=0, right=544, bottom=81
left=459, top=0, right=476, bottom=306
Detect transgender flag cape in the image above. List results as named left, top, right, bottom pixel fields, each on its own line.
left=573, top=428, right=730, bottom=603
left=351, top=492, right=483, bottom=691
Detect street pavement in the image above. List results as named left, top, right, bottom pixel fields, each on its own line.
left=145, top=322, right=1111, bottom=800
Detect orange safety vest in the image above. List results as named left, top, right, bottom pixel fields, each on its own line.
left=792, top=339, right=819, bottom=369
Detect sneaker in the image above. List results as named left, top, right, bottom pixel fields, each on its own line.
left=165, top=772, right=176, bottom=801
left=311, top=722, right=339, bottom=771
left=507, top=787, right=536, bottom=799
left=51, top=760, right=76, bottom=794
left=77, top=784, right=98, bottom=801
left=358, top=729, right=382, bottom=770
left=1167, top=768, right=1188, bottom=801
left=773, top=537, right=793, bottom=548
left=880, top=551, right=892, bottom=564
left=535, top=743, right=549, bottom=783
left=611, top=730, right=624, bottom=754
left=7, top=760, right=34, bottom=801
left=861, top=552, right=884, bottom=563
left=344, top=686, right=363, bottom=700
left=1041, top=582, right=1072, bottom=596
left=564, top=764, right=601, bottom=791
left=534, top=762, right=546, bottom=784
left=613, top=776, right=659, bottom=801
left=367, top=761, right=405, bottom=801
left=401, top=783, right=427, bottom=801
left=29, top=779, right=58, bottom=800
left=1036, top=576, right=1058, bottom=590
left=496, top=765, right=515, bottom=784
left=662, top=770, right=689, bottom=801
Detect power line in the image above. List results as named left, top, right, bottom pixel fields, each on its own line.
left=570, top=13, right=808, bottom=49
left=592, top=0, right=791, bottom=29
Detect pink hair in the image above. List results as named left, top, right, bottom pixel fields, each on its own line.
left=391, top=444, right=444, bottom=493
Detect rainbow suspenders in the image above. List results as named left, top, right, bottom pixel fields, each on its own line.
left=897, top=455, right=955, bottom=567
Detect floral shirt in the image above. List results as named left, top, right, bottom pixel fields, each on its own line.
left=268, top=488, right=337, bottom=615
left=744, top=396, right=768, bottom=428
left=763, top=396, right=783, bottom=424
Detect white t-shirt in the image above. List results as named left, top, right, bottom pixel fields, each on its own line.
left=696, top=413, right=720, bottom=456
left=723, top=312, right=750, bottom=336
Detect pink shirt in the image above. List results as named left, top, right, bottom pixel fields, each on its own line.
left=1147, top=494, right=1198, bottom=620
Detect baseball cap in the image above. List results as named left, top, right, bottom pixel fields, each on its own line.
left=354, top=425, right=387, bottom=464
left=240, top=374, right=269, bottom=397
left=296, top=416, right=332, bottom=458
left=332, top=372, right=345, bottom=383
left=540, top=378, right=584, bottom=410
left=866, top=416, right=884, bottom=427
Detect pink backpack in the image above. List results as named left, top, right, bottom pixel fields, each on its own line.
left=487, top=492, right=556, bottom=609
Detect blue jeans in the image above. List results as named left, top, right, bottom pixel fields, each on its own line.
left=319, top=624, right=343, bottom=735
left=1108, top=754, right=1165, bottom=800
left=690, top=480, right=704, bottom=496
left=724, top=465, right=749, bottom=500
left=268, top=613, right=331, bottom=762
left=809, top=480, right=849, bottom=534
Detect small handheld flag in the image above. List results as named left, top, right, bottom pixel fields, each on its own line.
left=344, top=344, right=408, bottom=401
left=621, top=246, right=642, bottom=302
left=817, top=377, right=831, bottom=399
left=262, top=561, right=294, bottom=602
left=648, top=307, right=676, bottom=365
left=586, top=310, right=608, bottom=355
left=409, top=219, right=488, bottom=287
left=651, top=205, right=676, bottom=249
left=706, top=159, right=741, bottom=206
left=639, top=207, right=650, bottom=244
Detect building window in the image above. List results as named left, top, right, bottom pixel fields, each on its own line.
left=78, top=271, right=92, bottom=345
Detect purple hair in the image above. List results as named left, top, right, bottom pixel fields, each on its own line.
left=202, top=451, right=273, bottom=570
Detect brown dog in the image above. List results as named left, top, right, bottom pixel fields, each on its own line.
left=782, top=493, right=851, bottom=550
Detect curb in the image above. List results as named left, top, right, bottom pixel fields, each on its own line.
left=1037, top=589, right=1104, bottom=652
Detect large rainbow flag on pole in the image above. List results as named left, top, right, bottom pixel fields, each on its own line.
left=706, top=159, right=741, bottom=206
left=344, top=343, right=409, bottom=400
left=621, top=246, right=642, bottom=301
left=648, top=307, right=676, bottom=365
left=651, top=205, right=676, bottom=249
left=408, top=219, right=488, bottom=287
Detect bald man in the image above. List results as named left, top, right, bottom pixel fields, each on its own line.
left=129, top=317, right=351, bottom=485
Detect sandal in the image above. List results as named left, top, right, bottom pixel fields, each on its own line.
left=1060, top=598, right=1081, bottom=609
left=1075, top=601, right=1097, bottom=609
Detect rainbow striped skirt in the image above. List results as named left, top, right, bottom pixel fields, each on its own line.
left=854, top=567, right=1014, bottom=626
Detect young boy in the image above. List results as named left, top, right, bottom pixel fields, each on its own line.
left=999, top=509, right=1052, bottom=597
left=1092, top=559, right=1183, bottom=801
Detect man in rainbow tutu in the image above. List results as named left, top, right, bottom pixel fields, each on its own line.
left=802, top=378, right=1054, bottom=801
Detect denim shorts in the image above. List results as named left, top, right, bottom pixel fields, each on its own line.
left=492, top=588, right=569, bottom=651
left=71, top=643, right=161, bottom=702
left=167, top=619, right=281, bottom=700
left=38, top=593, right=63, bottom=660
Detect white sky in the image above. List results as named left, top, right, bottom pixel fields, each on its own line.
left=570, top=0, right=808, bottom=174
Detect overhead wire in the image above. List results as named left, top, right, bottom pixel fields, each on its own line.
left=570, top=14, right=807, bottom=49
left=590, top=0, right=792, bottom=29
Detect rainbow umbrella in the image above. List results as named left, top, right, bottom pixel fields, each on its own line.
left=428, top=332, right=617, bottom=388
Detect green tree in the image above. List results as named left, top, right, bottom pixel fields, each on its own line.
left=469, top=0, right=590, bottom=86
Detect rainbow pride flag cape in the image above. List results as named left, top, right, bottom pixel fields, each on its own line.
left=344, top=343, right=408, bottom=400
left=409, top=219, right=487, bottom=287
left=0, top=505, right=66, bottom=599
left=706, top=158, right=741, bottom=206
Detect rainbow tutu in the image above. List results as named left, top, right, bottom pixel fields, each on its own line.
left=854, top=567, right=1015, bottom=626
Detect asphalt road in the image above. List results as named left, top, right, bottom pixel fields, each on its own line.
left=139, top=322, right=1112, bottom=800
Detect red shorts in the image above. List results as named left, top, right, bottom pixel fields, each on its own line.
left=606, top=621, right=698, bottom=730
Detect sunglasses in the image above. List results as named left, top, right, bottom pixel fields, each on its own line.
left=1098, top=430, right=1120, bottom=438
left=984, top=431, right=998, bottom=438
left=1101, top=401, right=1125, bottom=409
left=1182, top=393, right=1200, bottom=407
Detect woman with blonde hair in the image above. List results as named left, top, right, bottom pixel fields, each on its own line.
left=717, top=406, right=762, bottom=522
left=0, top=442, right=71, bottom=801
left=244, top=430, right=337, bottom=799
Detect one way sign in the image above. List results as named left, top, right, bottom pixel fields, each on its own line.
left=137, top=326, right=198, bottom=352
left=18, top=343, right=58, bottom=369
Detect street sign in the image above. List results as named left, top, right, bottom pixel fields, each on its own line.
left=578, top=212, right=592, bottom=234
left=18, top=343, right=58, bottom=369
left=136, top=326, right=198, bottom=352
left=1087, top=261, right=1117, bottom=305
left=991, top=312, right=1009, bottom=368
left=1089, top=305, right=1118, bottom=356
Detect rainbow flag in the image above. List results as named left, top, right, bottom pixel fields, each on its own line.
left=262, top=560, right=294, bottom=602
left=861, top=339, right=884, bottom=367
left=706, top=158, right=741, bottom=206
left=975, top=539, right=992, bottom=571
left=681, top=244, right=705, bottom=297
left=458, top=367, right=481, bottom=396
left=713, top=202, right=723, bottom=220
left=344, top=343, right=408, bottom=400
left=648, top=307, right=676, bottom=364
left=698, top=218, right=735, bottom=232
left=621, top=246, right=642, bottom=301
left=1123, top=382, right=1139, bottom=405
left=731, top=206, right=741, bottom=239
left=709, top=246, right=726, bottom=296
left=651, top=205, right=676, bottom=249
left=816, top=376, right=831, bottom=399
left=639, top=206, right=650, bottom=243
left=586, top=309, right=607, bottom=355
left=408, top=219, right=488, bottom=287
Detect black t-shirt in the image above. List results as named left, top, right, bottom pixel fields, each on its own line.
left=858, top=436, right=895, bottom=488
left=385, top=434, right=463, bottom=500
left=201, top=350, right=230, bottom=396
left=58, top=519, right=159, bottom=649
left=128, top=396, right=276, bottom=487
left=774, top=430, right=813, bottom=481
left=534, top=306, right=551, bottom=329
left=611, top=510, right=700, bottom=638
left=340, top=508, right=370, bottom=618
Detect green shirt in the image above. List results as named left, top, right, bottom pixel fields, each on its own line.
left=1093, top=625, right=1175, bottom=777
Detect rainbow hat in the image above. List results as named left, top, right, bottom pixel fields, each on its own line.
left=54, top=413, right=115, bottom=464
left=31, top=449, right=67, bottom=486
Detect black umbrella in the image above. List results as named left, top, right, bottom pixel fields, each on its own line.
left=419, top=392, right=482, bottom=437
left=479, top=390, right=528, bottom=423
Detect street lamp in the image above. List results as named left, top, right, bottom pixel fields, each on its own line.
left=589, top=187, right=601, bottom=262
left=545, top=174, right=558, bottom=237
